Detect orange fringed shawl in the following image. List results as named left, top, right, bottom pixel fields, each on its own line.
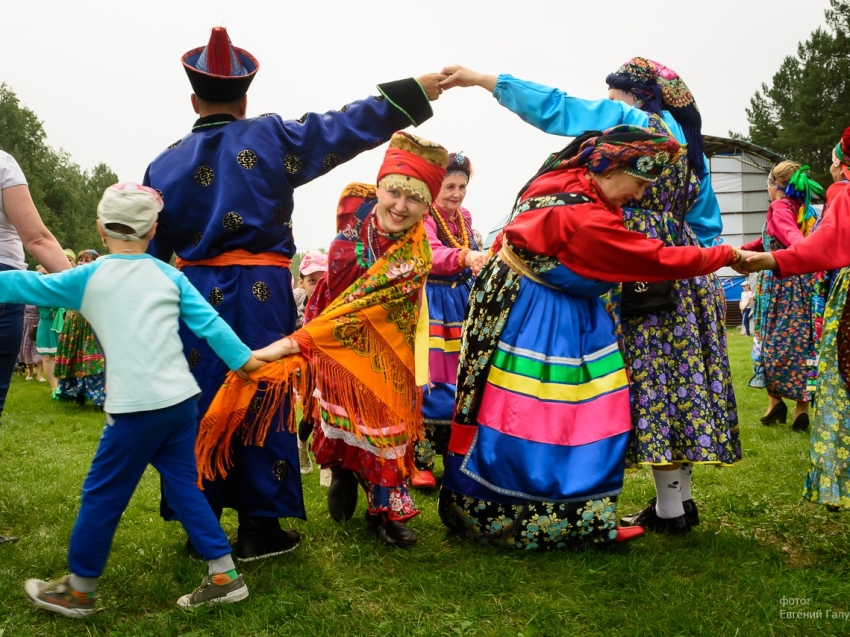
left=196, top=189, right=432, bottom=485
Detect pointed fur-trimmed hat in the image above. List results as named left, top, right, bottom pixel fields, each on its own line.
left=182, top=27, right=259, bottom=102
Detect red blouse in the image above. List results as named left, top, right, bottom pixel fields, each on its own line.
left=503, top=167, right=734, bottom=283
left=774, top=182, right=850, bottom=277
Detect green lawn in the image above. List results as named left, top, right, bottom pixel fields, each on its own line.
left=0, top=333, right=848, bottom=636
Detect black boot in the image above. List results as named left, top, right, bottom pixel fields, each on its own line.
left=327, top=469, right=359, bottom=522
left=235, top=514, right=300, bottom=562
left=682, top=499, right=700, bottom=527
left=365, top=512, right=417, bottom=548
left=619, top=501, right=690, bottom=534
left=622, top=497, right=700, bottom=527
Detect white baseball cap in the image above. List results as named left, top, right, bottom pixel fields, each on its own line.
left=97, top=182, right=163, bottom=241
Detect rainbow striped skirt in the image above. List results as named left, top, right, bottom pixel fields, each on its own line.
left=443, top=253, right=632, bottom=505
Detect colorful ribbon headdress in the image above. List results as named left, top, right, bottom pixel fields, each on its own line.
left=784, top=165, right=824, bottom=237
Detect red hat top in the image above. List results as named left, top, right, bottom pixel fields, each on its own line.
left=182, top=27, right=259, bottom=102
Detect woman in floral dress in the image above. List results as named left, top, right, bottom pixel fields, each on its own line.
left=440, top=58, right=740, bottom=535
left=744, top=128, right=850, bottom=510
left=742, top=162, right=822, bottom=431
left=54, top=250, right=106, bottom=406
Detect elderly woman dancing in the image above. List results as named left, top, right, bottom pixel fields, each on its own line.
left=412, top=152, right=488, bottom=489
left=437, top=126, right=753, bottom=549
left=197, top=132, right=448, bottom=548
left=441, top=59, right=740, bottom=534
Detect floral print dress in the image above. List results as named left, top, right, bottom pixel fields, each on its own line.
left=803, top=267, right=850, bottom=509
left=748, top=209, right=818, bottom=402
left=616, top=114, right=741, bottom=467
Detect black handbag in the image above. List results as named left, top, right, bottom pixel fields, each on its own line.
left=620, top=163, right=691, bottom=318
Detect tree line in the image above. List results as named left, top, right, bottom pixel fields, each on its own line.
left=0, top=84, right=117, bottom=265
left=740, top=0, right=850, bottom=187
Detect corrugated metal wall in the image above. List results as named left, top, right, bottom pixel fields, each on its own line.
left=711, top=152, right=772, bottom=247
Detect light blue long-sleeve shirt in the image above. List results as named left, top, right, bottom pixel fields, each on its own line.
left=0, top=254, right=251, bottom=413
left=493, top=74, right=723, bottom=246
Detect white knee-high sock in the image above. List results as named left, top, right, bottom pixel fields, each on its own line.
left=679, top=463, right=693, bottom=501
left=652, top=467, right=685, bottom=519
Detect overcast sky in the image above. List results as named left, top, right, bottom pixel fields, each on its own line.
left=2, top=0, right=834, bottom=251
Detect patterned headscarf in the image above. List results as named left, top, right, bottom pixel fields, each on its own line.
left=605, top=57, right=704, bottom=173
left=562, top=125, right=683, bottom=181
left=445, top=152, right=474, bottom=181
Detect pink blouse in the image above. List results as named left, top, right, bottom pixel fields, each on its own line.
left=741, top=198, right=804, bottom=252
left=424, top=204, right=475, bottom=277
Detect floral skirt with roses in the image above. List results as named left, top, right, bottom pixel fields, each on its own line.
left=615, top=208, right=742, bottom=467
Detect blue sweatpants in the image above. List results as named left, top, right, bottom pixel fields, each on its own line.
left=68, top=398, right=231, bottom=578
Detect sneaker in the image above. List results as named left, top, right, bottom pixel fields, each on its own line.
left=177, top=573, right=249, bottom=608
left=298, top=440, right=313, bottom=475
left=319, top=468, right=332, bottom=487
left=24, top=575, right=95, bottom=618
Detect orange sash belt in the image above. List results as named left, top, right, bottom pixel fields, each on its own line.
left=176, top=249, right=292, bottom=270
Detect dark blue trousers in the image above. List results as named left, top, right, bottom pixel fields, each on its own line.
left=68, top=398, right=231, bottom=578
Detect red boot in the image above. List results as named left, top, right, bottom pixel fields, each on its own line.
left=411, top=470, right=436, bottom=490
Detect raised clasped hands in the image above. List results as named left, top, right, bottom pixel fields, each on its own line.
left=465, top=250, right=490, bottom=276
left=439, top=65, right=483, bottom=89
left=416, top=73, right=449, bottom=101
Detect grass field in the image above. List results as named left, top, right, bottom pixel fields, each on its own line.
left=0, top=333, right=848, bottom=636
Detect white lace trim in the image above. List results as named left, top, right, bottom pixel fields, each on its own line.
left=497, top=341, right=619, bottom=366
left=319, top=419, right=407, bottom=460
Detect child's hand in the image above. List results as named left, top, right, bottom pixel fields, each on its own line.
left=236, top=355, right=266, bottom=379
left=254, top=337, right=301, bottom=362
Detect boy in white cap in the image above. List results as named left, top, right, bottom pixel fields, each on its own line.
left=0, top=182, right=264, bottom=617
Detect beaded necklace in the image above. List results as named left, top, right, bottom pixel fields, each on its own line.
left=363, top=209, right=404, bottom=267
left=430, top=204, right=470, bottom=249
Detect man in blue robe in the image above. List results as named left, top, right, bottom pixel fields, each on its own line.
left=144, top=26, right=442, bottom=561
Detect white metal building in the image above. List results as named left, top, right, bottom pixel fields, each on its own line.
left=702, top=136, right=788, bottom=280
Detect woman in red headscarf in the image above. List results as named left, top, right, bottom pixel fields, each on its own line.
left=742, top=127, right=850, bottom=512
left=197, top=132, right=448, bottom=547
